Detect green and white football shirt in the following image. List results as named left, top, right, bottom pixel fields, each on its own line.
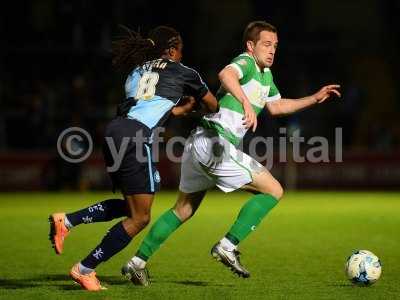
left=202, top=53, right=281, bottom=146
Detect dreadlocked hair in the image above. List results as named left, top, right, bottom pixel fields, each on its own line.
left=112, top=25, right=182, bottom=74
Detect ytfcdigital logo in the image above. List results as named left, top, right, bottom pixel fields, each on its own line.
left=57, top=126, right=343, bottom=170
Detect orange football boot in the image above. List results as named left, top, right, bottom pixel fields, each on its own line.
left=48, top=212, right=69, bottom=254
left=70, top=264, right=106, bottom=291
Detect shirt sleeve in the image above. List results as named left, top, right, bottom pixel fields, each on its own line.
left=227, top=56, right=255, bottom=81
left=124, top=68, right=140, bottom=99
left=182, top=66, right=209, bottom=99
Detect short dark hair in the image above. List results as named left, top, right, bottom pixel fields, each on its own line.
left=243, top=21, right=277, bottom=50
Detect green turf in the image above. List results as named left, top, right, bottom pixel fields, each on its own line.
left=0, top=191, right=399, bottom=300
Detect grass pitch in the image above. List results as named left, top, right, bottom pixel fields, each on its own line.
left=0, top=191, right=399, bottom=300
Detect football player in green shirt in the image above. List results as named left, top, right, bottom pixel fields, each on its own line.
left=122, top=21, right=340, bottom=285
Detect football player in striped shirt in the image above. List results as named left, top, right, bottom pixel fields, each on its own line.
left=123, top=21, right=340, bottom=284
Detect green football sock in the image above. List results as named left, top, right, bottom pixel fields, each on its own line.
left=226, top=193, right=278, bottom=245
left=136, top=209, right=182, bottom=261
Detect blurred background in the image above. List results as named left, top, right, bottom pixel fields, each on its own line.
left=1, top=0, right=399, bottom=191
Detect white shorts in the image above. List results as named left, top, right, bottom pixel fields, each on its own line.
left=179, top=127, right=266, bottom=193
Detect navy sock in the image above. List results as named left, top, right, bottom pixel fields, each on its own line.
left=81, top=221, right=132, bottom=269
left=66, top=199, right=129, bottom=226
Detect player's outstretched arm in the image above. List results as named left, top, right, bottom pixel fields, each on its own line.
left=265, top=84, right=341, bottom=116
left=219, top=66, right=257, bottom=132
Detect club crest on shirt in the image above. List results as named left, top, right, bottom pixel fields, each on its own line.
left=154, top=170, right=161, bottom=183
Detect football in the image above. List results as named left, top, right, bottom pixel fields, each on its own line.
left=345, top=250, right=382, bottom=286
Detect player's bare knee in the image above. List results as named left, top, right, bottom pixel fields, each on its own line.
left=272, top=183, right=284, bottom=200
left=259, top=181, right=283, bottom=200
left=174, top=205, right=194, bottom=222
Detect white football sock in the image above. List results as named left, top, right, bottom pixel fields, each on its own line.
left=64, top=216, right=74, bottom=230
left=220, top=237, right=237, bottom=251
left=131, top=256, right=146, bottom=269
left=78, top=262, right=94, bottom=275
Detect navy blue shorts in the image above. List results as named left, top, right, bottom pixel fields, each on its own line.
left=102, top=117, right=161, bottom=195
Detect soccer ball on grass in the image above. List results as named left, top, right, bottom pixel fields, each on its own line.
left=345, top=250, right=382, bottom=286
